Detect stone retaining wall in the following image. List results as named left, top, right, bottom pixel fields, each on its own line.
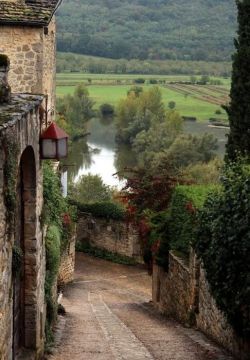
left=58, top=231, right=76, bottom=287
left=77, top=214, right=143, bottom=263
left=152, top=253, right=191, bottom=324
left=152, top=251, right=250, bottom=359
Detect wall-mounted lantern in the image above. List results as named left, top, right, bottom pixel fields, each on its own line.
left=40, top=122, right=69, bottom=160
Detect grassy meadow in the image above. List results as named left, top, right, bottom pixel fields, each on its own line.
left=56, top=73, right=230, bottom=122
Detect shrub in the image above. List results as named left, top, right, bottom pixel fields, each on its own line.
left=43, top=162, right=76, bottom=345
left=100, top=103, right=115, bottom=117
left=71, top=200, right=125, bottom=220
left=134, top=78, right=145, bottom=84
left=168, top=101, right=176, bottom=110
left=43, top=162, right=68, bottom=227
left=167, top=185, right=217, bottom=255
left=127, top=86, right=143, bottom=97
left=149, top=79, right=158, bottom=84
left=148, top=211, right=171, bottom=271
left=45, top=225, right=61, bottom=331
left=196, top=161, right=250, bottom=337
left=71, top=174, right=113, bottom=204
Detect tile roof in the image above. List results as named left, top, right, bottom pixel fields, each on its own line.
left=0, top=0, right=61, bottom=26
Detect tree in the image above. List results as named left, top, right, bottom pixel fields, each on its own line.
left=190, top=76, right=197, bottom=84
left=56, top=84, right=95, bottom=138
left=164, top=133, right=218, bottom=170
left=226, top=0, right=250, bottom=160
left=71, top=174, right=112, bottom=203
left=127, top=86, right=143, bottom=97
left=116, top=87, right=166, bottom=145
left=168, top=101, right=176, bottom=110
left=99, top=103, right=115, bottom=117
left=199, top=75, right=210, bottom=85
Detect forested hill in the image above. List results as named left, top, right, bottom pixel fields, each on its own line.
left=57, top=0, right=236, bottom=62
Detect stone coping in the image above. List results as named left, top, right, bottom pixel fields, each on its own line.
left=169, top=251, right=190, bottom=273
left=0, top=93, right=43, bottom=129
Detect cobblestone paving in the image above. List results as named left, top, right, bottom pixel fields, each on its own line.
left=49, top=253, right=234, bottom=360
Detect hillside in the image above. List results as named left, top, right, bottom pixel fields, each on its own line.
left=57, top=0, right=237, bottom=62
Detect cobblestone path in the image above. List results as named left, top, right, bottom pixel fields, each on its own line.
left=49, top=253, right=233, bottom=360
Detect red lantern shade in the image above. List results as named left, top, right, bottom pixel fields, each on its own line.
left=40, top=122, right=69, bottom=159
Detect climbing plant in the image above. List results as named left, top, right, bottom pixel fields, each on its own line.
left=119, top=168, right=183, bottom=270
left=196, top=160, right=250, bottom=337
left=43, top=161, right=76, bottom=347
left=2, top=135, right=19, bottom=232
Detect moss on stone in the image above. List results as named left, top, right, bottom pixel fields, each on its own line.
left=0, top=54, right=9, bottom=67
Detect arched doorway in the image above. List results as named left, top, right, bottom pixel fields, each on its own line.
left=12, top=146, right=37, bottom=359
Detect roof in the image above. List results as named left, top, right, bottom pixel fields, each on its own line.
left=41, top=122, right=69, bottom=139
left=0, top=0, right=61, bottom=26
left=0, top=93, right=43, bottom=129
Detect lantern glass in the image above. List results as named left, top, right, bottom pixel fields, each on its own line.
left=57, top=138, right=67, bottom=158
left=42, top=139, right=56, bottom=158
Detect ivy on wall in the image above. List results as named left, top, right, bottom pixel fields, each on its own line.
left=2, top=135, right=19, bottom=231
left=43, top=161, right=76, bottom=348
left=196, top=161, right=250, bottom=338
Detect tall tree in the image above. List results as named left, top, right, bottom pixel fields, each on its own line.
left=226, top=0, right=250, bottom=160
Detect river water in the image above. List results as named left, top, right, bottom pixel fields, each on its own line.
left=65, top=118, right=229, bottom=188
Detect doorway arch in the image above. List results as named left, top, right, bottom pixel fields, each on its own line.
left=13, top=146, right=37, bottom=358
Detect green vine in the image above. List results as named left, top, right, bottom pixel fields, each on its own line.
left=196, top=161, right=250, bottom=338
left=2, top=136, right=19, bottom=231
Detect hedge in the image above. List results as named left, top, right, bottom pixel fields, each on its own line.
left=196, top=162, right=250, bottom=337
left=70, top=200, right=126, bottom=220
left=168, top=185, right=218, bottom=255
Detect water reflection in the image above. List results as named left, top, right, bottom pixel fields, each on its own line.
left=74, top=141, right=121, bottom=187
left=184, top=121, right=229, bottom=157
left=65, top=118, right=229, bottom=188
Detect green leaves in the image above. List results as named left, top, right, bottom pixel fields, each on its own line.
left=226, top=0, right=250, bottom=160
left=71, top=200, right=125, bottom=220
left=196, top=162, right=250, bottom=337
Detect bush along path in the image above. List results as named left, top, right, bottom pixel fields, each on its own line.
left=48, top=253, right=232, bottom=360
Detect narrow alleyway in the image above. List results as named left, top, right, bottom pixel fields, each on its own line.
left=49, top=253, right=233, bottom=360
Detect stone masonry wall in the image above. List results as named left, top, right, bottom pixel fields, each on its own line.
left=58, top=231, right=76, bottom=287
left=0, top=18, right=56, bottom=121
left=152, top=253, right=191, bottom=324
left=152, top=252, right=250, bottom=359
left=197, top=267, right=250, bottom=359
left=0, top=94, right=45, bottom=359
left=77, top=214, right=143, bottom=262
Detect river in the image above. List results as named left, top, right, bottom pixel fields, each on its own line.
left=64, top=118, right=229, bottom=188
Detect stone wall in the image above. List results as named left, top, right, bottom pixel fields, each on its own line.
left=0, top=18, right=56, bottom=122
left=58, top=231, right=76, bottom=287
left=152, top=251, right=250, bottom=360
left=152, top=253, right=191, bottom=324
left=77, top=214, right=143, bottom=262
left=0, top=91, right=45, bottom=359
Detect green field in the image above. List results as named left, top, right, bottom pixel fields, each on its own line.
left=56, top=73, right=230, bottom=122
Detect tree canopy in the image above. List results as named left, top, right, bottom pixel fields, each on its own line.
left=226, top=0, right=250, bottom=160
left=57, top=0, right=236, bottom=62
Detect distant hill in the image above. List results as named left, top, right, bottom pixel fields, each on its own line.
left=57, top=0, right=237, bottom=62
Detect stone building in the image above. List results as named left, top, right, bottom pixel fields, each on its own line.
left=0, top=1, right=61, bottom=359
left=0, top=0, right=60, bottom=122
